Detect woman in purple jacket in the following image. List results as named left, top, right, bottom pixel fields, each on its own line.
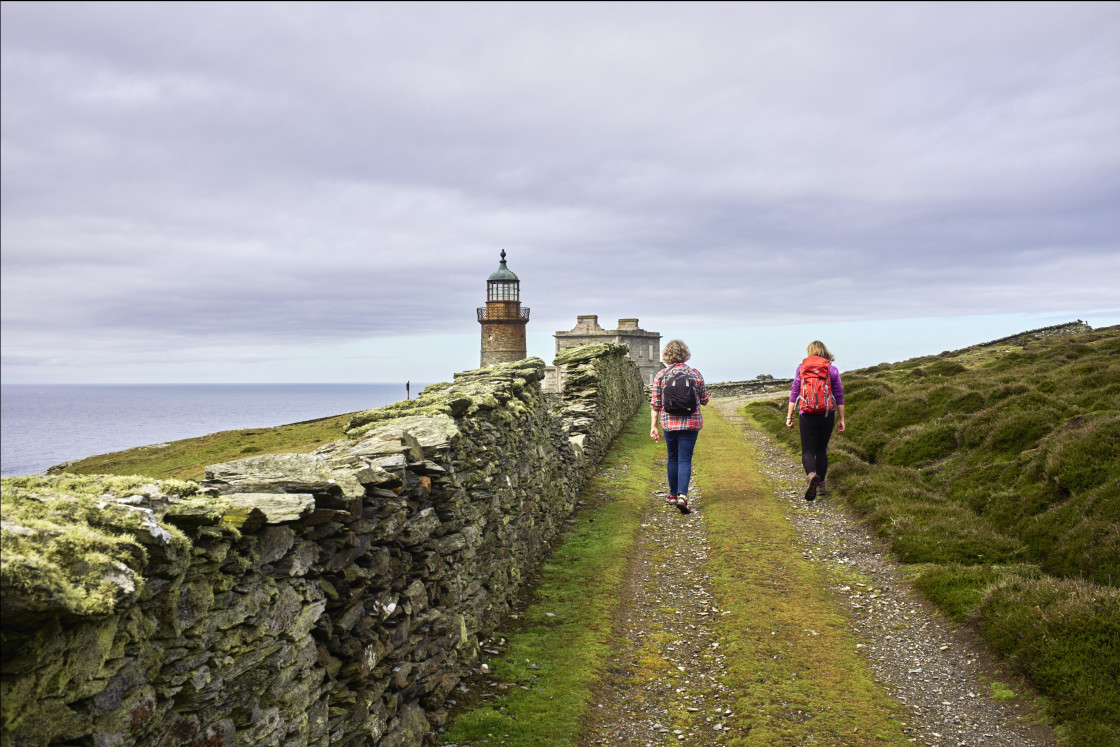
left=785, top=341, right=846, bottom=501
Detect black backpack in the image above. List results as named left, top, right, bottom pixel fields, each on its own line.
left=663, top=366, right=699, bottom=415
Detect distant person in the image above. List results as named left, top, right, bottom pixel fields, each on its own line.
left=406, top=381, right=410, bottom=400
left=786, top=341, right=846, bottom=500
left=650, top=339, right=710, bottom=514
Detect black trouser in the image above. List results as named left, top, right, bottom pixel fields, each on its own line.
left=799, top=411, right=835, bottom=479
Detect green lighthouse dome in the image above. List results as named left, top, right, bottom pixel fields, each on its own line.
left=488, top=249, right=519, bottom=281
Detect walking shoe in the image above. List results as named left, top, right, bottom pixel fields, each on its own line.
left=816, top=480, right=828, bottom=497
left=665, top=493, right=678, bottom=504
left=676, top=497, right=691, bottom=514
left=804, top=473, right=821, bottom=501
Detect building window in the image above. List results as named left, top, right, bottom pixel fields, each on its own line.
left=649, top=344, right=655, bottom=359
left=488, top=281, right=519, bottom=302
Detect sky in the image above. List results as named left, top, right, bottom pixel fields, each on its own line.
left=2, top=1, right=1118, bottom=385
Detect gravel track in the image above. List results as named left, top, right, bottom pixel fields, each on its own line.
left=578, top=397, right=1059, bottom=746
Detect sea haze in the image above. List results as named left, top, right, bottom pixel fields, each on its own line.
left=0, top=383, right=418, bottom=478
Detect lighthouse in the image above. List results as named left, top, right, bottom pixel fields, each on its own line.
left=478, top=250, right=530, bottom=367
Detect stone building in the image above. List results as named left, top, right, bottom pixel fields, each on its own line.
left=478, top=250, right=530, bottom=367
left=544, top=315, right=662, bottom=392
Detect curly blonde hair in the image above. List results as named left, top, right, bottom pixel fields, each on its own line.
left=662, top=339, right=691, bottom=364
left=807, top=340, right=834, bottom=361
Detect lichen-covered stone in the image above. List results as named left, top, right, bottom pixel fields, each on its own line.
left=0, top=346, right=642, bottom=747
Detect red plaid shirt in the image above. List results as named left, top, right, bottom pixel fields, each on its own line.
left=651, top=364, right=709, bottom=431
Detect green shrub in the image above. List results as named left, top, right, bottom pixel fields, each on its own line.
left=1036, top=379, right=1056, bottom=393
left=1026, top=505, right=1120, bottom=586
left=1062, top=343, right=1094, bottom=359
left=987, top=351, right=1039, bottom=372
left=979, top=577, right=1120, bottom=744
left=957, top=394, right=1059, bottom=451
left=880, top=395, right=930, bottom=430
left=895, top=356, right=939, bottom=371
left=829, top=462, right=916, bottom=515
left=924, top=384, right=956, bottom=411
left=913, top=564, right=1039, bottom=621
left=1041, top=414, right=1120, bottom=494
left=1071, top=378, right=1120, bottom=412
left=986, top=382, right=1031, bottom=403
left=880, top=420, right=959, bottom=467
left=925, top=359, right=967, bottom=377
left=946, top=463, right=1016, bottom=514
left=877, top=502, right=1023, bottom=564
left=830, top=436, right=870, bottom=463
left=946, top=389, right=985, bottom=414
left=983, top=408, right=1061, bottom=455
left=842, top=380, right=894, bottom=404
left=1098, top=335, right=1120, bottom=353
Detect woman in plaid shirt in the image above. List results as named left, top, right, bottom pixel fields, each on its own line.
left=650, top=339, right=710, bottom=514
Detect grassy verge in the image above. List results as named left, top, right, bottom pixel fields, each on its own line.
left=742, top=327, right=1120, bottom=745
left=439, top=411, right=660, bottom=745
left=55, top=413, right=354, bottom=480
left=697, top=407, right=909, bottom=744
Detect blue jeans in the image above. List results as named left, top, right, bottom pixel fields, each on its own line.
left=665, top=429, right=699, bottom=496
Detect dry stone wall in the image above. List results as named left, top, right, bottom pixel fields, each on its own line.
left=0, top=345, right=644, bottom=747
left=705, top=378, right=794, bottom=399
left=970, top=320, right=1092, bottom=349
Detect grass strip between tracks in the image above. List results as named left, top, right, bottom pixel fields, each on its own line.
left=696, top=406, right=910, bottom=745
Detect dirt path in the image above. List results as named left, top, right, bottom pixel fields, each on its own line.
left=579, top=397, right=1058, bottom=746
left=580, top=477, right=742, bottom=744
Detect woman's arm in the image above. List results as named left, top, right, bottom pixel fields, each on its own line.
left=650, top=406, right=660, bottom=441
left=837, top=403, right=846, bottom=432
left=787, top=365, right=800, bottom=427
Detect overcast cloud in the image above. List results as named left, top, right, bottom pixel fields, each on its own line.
left=3, top=1, right=1118, bottom=383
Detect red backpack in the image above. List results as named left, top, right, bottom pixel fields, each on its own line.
left=797, top=356, right=835, bottom=414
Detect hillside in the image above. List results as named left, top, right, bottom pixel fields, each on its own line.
left=744, top=324, right=1120, bottom=744
left=50, top=413, right=355, bottom=481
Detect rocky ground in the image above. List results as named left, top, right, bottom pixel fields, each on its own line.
left=578, top=397, right=1058, bottom=746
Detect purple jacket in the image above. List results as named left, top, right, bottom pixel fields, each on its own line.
left=789, top=363, right=844, bottom=411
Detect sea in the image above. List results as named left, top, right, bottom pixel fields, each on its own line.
left=0, top=383, right=418, bottom=478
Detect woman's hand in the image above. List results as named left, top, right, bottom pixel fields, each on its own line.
left=837, top=419, right=846, bottom=433
left=650, top=425, right=660, bottom=441
left=786, top=416, right=794, bottom=428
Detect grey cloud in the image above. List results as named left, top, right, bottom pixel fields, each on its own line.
left=3, top=2, right=1119, bottom=381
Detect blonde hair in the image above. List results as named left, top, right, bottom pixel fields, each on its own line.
left=807, top=340, right=834, bottom=361
left=662, top=339, right=691, bottom=364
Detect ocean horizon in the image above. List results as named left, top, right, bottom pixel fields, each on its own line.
left=0, top=383, right=419, bottom=478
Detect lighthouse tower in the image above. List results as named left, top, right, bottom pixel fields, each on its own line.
left=478, top=250, right=530, bottom=367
